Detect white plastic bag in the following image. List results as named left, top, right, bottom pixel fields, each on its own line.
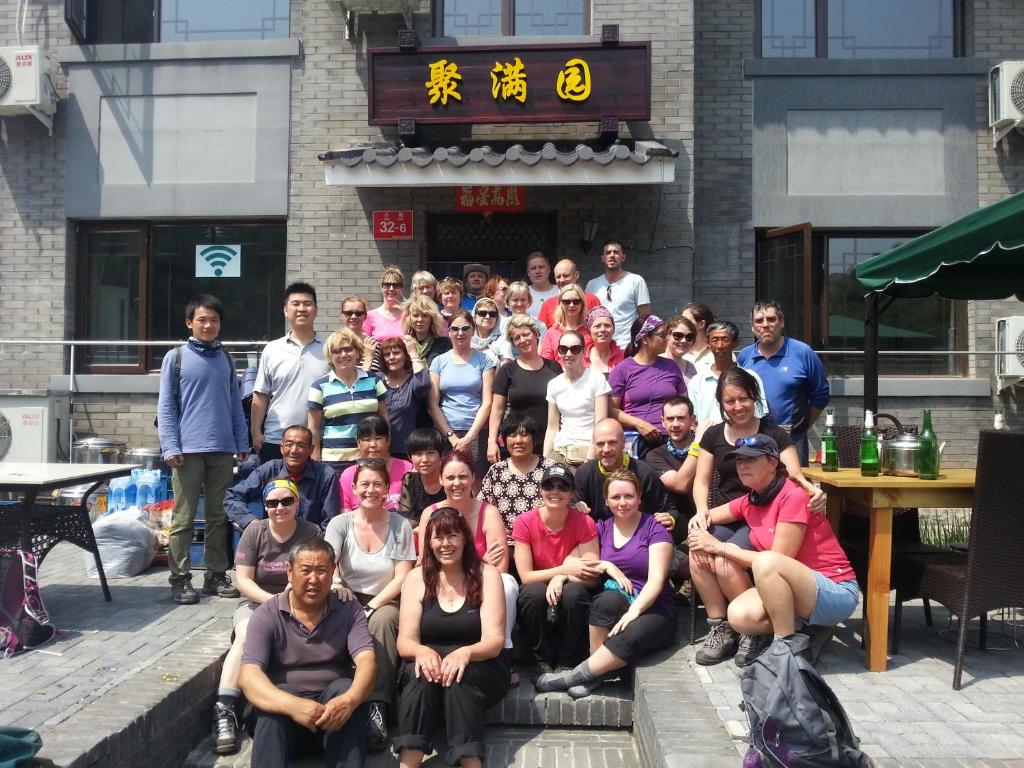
left=85, top=506, right=157, bottom=579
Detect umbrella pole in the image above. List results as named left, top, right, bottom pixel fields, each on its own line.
left=864, top=292, right=879, bottom=414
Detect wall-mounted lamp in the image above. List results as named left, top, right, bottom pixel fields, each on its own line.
left=581, top=218, right=601, bottom=253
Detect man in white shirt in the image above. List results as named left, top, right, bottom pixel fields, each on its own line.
left=687, top=320, right=770, bottom=434
left=585, top=240, right=651, bottom=348
left=251, top=282, right=329, bottom=463
left=526, top=251, right=559, bottom=318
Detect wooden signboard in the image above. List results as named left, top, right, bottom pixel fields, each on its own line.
left=367, top=42, right=650, bottom=126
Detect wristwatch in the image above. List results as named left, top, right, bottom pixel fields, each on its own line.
left=364, top=606, right=377, bottom=618
left=445, top=430, right=455, bottom=438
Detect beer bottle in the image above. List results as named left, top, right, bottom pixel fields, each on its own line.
left=821, top=409, right=839, bottom=472
left=916, top=409, right=939, bottom=480
left=860, top=410, right=880, bottom=477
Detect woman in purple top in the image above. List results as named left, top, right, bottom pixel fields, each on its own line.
left=536, top=468, right=675, bottom=699
left=609, top=314, right=686, bottom=459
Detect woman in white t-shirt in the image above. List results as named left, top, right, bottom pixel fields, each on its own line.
left=324, top=461, right=417, bottom=750
left=543, top=330, right=611, bottom=466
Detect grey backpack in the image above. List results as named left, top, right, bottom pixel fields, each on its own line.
left=740, top=634, right=874, bottom=768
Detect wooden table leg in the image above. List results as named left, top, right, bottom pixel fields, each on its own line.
left=865, top=506, right=894, bottom=672
left=825, top=492, right=842, bottom=534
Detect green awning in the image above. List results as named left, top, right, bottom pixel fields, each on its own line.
left=856, top=188, right=1024, bottom=300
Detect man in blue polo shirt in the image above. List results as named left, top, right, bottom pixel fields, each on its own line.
left=737, top=300, right=829, bottom=466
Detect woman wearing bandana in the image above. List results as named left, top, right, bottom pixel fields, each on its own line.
left=687, top=434, right=856, bottom=668
left=608, top=315, right=686, bottom=459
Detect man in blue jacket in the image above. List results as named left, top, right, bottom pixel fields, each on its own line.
left=224, top=424, right=339, bottom=531
left=737, top=300, right=830, bottom=466
left=158, top=295, right=250, bottom=605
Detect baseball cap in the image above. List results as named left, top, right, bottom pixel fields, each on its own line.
left=724, top=434, right=780, bottom=461
left=540, top=464, right=574, bottom=486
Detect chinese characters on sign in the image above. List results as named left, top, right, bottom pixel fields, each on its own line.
left=433, top=56, right=584, bottom=107
left=490, top=57, right=528, bottom=103
left=455, top=186, right=525, bottom=213
left=373, top=210, right=414, bottom=240
left=556, top=59, right=591, bottom=102
left=425, top=59, right=462, bottom=105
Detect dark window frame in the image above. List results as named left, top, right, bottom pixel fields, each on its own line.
left=754, top=0, right=966, bottom=59
left=432, top=0, right=590, bottom=38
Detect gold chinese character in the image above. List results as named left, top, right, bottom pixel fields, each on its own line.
left=506, top=187, right=520, bottom=207
left=459, top=187, right=476, bottom=207
left=475, top=187, right=492, bottom=207
left=490, top=186, right=506, bottom=207
left=490, top=57, right=528, bottom=103
left=425, top=59, right=462, bottom=106
left=556, top=58, right=591, bottom=102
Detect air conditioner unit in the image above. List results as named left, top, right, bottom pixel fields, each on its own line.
left=0, top=393, right=70, bottom=463
left=0, top=45, right=59, bottom=133
left=995, top=316, right=1024, bottom=385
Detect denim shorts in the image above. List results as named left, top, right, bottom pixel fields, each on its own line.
left=805, top=574, right=859, bottom=627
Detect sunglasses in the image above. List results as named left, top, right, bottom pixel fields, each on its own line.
left=382, top=282, right=403, bottom=289
left=606, top=285, right=613, bottom=302
left=264, top=496, right=297, bottom=508
left=561, top=298, right=582, bottom=306
left=736, top=435, right=773, bottom=450
left=475, top=310, right=499, bottom=318
left=557, top=344, right=584, bottom=356
left=449, top=325, right=473, bottom=334
left=342, top=310, right=366, bottom=318
left=541, top=480, right=572, bottom=492
left=671, top=331, right=696, bottom=342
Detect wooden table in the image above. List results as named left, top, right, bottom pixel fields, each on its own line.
left=0, top=463, right=139, bottom=601
left=803, top=467, right=976, bottom=671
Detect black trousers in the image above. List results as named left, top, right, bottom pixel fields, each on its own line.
left=516, top=581, right=591, bottom=668
left=248, top=678, right=367, bottom=768
left=394, top=652, right=510, bottom=765
left=588, top=590, right=677, bottom=664
left=257, top=442, right=281, bottom=465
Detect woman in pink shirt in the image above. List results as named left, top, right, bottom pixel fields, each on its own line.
left=364, top=265, right=406, bottom=341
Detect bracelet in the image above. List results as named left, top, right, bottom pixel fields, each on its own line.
left=364, top=606, right=377, bottom=618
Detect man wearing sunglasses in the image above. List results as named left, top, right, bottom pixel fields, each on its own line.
left=537, top=259, right=601, bottom=327
left=689, top=321, right=770, bottom=433
left=585, top=240, right=651, bottom=349
left=225, top=425, right=340, bottom=532
left=736, top=301, right=830, bottom=465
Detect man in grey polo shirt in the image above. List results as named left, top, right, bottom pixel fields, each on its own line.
left=240, top=538, right=376, bottom=767
left=251, top=282, right=329, bottom=464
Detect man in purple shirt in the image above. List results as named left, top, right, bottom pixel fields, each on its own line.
left=240, top=538, right=376, bottom=768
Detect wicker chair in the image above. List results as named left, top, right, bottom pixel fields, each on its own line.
left=892, top=430, right=1024, bottom=689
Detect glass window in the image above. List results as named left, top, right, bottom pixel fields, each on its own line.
left=90, top=0, right=156, bottom=44
left=443, top=0, right=502, bottom=36
left=160, top=0, right=289, bottom=42
left=761, top=0, right=816, bottom=58
left=828, top=0, right=955, bottom=59
left=81, top=229, right=145, bottom=369
left=515, top=0, right=586, bottom=36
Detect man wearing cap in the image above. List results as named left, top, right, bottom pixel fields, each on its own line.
left=239, top=537, right=376, bottom=767
left=572, top=419, right=680, bottom=533
left=225, top=424, right=340, bottom=532
left=537, top=259, right=601, bottom=328
left=461, top=263, right=490, bottom=310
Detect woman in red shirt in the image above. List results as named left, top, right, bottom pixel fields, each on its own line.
left=688, top=434, right=858, bottom=666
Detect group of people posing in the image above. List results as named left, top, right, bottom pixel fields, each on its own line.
left=157, top=242, right=856, bottom=768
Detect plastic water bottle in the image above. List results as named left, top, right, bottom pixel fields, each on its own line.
left=136, top=471, right=156, bottom=507
left=108, top=477, right=126, bottom=511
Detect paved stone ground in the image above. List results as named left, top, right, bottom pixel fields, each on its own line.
left=691, top=599, right=1024, bottom=765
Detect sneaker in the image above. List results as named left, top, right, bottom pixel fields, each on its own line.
left=798, top=625, right=836, bottom=665
left=202, top=572, right=241, bottom=598
left=734, top=633, right=771, bottom=667
left=212, top=701, right=239, bottom=755
left=170, top=575, right=199, bottom=605
left=695, top=621, right=740, bottom=666
left=366, top=702, right=388, bottom=752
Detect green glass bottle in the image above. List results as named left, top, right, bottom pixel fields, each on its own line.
left=916, top=409, right=939, bottom=480
left=860, top=410, right=880, bottom=477
left=821, top=409, right=839, bottom=472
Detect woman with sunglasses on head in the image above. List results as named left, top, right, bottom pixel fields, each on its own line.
left=436, top=278, right=465, bottom=323
left=308, top=328, right=388, bottom=472
left=339, top=295, right=380, bottom=372
left=688, top=367, right=824, bottom=666
left=687, top=434, right=856, bottom=668
left=484, top=274, right=512, bottom=317
left=365, top=265, right=407, bottom=342
left=336, top=416, right=413, bottom=513
left=543, top=329, right=610, bottom=467
left=212, top=479, right=322, bottom=755
left=536, top=468, right=675, bottom=699
left=585, top=306, right=623, bottom=375
left=609, top=315, right=686, bottom=459
left=325, top=461, right=417, bottom=751
left=428, top=310, right=495, bottom=473
left=395, top=507, right=509, bottom=768
left=661, top=314, right=699, bottom=389
left=512, top=464, right=600, bottom=678
left=540, top=284, right=592, bottom=365
left=376, top=337, right=431, bottom=459
left=470, top=297, right=511, bottom=366
left=481, top=413, right=560, bottom=543
left=486, top=314, right=562, bottom=463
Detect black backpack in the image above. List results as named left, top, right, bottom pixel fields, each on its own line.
left=740, top=634, right=874, bottom=768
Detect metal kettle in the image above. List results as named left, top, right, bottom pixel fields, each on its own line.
left=878, top=413, right=945, bottom=477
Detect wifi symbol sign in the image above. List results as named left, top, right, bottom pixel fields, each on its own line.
left=196, top=245, right=241, bottom=278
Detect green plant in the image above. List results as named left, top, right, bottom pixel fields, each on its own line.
left=919, top=510, right=972, bottom=549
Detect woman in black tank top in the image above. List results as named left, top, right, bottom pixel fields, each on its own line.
left=395, top=507, right=510, bottom=767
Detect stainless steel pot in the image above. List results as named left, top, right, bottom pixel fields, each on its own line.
left=881, top=433, right=921, bottom=477
left=126, top=447, right=170, bottom=475
left=71, top=437, right=126, bottom=464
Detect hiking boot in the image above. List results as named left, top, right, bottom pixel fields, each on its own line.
left=366, top=702, right=389, bottom=752
left=212, top=701, right=240, bottom=755
left=695, top=621, right=739, bottom=666
left=202, top=572, right=241, bottom=598
left=734, top=633, right=772, bottom=667
left=797, top=624, right=836, bottom=665
left=170, top=574, right=199, bottom=605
